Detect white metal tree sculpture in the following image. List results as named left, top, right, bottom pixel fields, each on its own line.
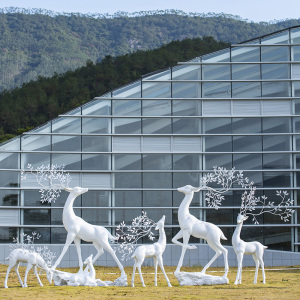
left=21, top=164, right=71, bottom=203
left=232, top=185, right=295, bottom=285
left=115, top=211, right=157, bottom=261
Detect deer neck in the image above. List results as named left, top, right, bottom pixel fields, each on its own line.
left=178, top=192, right=194, bottom=219
left=63, top=193, right=77, bottom=222
left=157, top=226, right=166, bottom=248
left=87, top=262, right=95, bottom=278
left=232, top=222, right=243, bottom=246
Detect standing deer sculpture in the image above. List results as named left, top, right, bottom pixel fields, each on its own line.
left=4, top=248, right=53, bottom=288
left=232, top=213, right=267, bottom=285
left=172, top=185, right=229, bottom=277
left=51, top=186, right=126, bottom=278
left=131, top=215, right=172, bottom=287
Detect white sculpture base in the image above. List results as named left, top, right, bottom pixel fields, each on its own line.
left=53, top=270, right=127, bottom=287
left=174, top=271, right=229, bottom=286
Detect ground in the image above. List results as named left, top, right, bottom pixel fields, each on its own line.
left=1, top=264, right=299, bottom=299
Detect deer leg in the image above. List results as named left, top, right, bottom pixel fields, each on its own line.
left=33, top=265, right=43, bottom=286
left=52, top=232, right=76, bottom=270
left=4, top=263, right=14, bottom=288
left=91, top=242, right=104, bottom=264
left=14, top=261, right=23, bottom=287
left=259, top=256, right=266, bottom=284
left=131, top=259, right=137, bottom=287
left=235, top=252, right=244, bottom=285
left=157, top=255, right=172, bottom=287
left=172, top=230, right=196, bottom=250
left=23, top=263, right=33, bottom=287
left=252, top=254, right=259, bottom=284
left=175, top=231, right=191, bottom=273
left=137, top=261, right=145, bottom=287
left=73, top=237, right=83, bottom=272
left=153, top=256, right=158, bottom=286
left=102, top=241, right=126, bottom=277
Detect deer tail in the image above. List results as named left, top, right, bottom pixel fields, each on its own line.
left=221, top=232, right=227, bottom=240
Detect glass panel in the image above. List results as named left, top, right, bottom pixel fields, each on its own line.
left=24, top=209, right=50, bottom=225
left=23, top=228, right=50, bottom=244
left=113, top=118, right=141, bottom=134
left=51, top=228, right=67, bottom=243
left=21, top=153, right=50, bottom=169
left=0, top=171, right=19, bottom=187
left=0, top=190, right=19, bottom=206
left=143, top=154, right=171, bottom=170
left=143, top=173, right=172, bottom=188
left=0, top=153, right=19, bottom=169
left=204, top=118, right=231, bottom=134
left=52, top=117, right=81, bottom=133
left=173, top=173, right=200, bottom=189
left=263, top=154, right=291, bottom=169
left=114, top=154, right=141, bottom=170
left=0, top=137, right=20, bottom=151
left=264, top=226, right=291, bottom=251
left=113, top=137, right=141, bottom=152
left=113, top=81, right=141, bottom=98
left=291, top=27, right=300, bottom=44
left=173, top=154, right=200, bottom=170
left=112, top=100, right=141, bottom=115
left=82, top=173, right=111, bottom=188
left=261, top=46, right=290, bottom=62
left=203, top=82, right=231, bottom=98
left=172, top=64, right=201, bottom=80
left=143, top=137, right=171, bottom=152
left=263, top=172, right=291, bottom=187
left=295, top=100, right=300, bottom=114
left=24, top=190, right=49, bottom=206
left=262, top=100, right=291, bottom=115
left=142, top=118, right=171, bottom=134
left=231, top=46, right=260, bottom=62
left=114, top=173, right=141, bottom=188
left=233, top=154, right=262, bottom=170
left=292, top=46, right=300, bottom=61
left=82, top=118, right=111, bottom=134
left=172, top=137, right=201, bottom=152
left=172, top=100, right=201, bottom=116
left=263, top=135, right=291, bottom=151
left=143, top=190, right=172, bottom=207
left=172, top=82, right=201, bottom=98
left=82, top=99, right=111, bottom=115
left=232, top=118, right=261, bottom=133
left=262, top=117, right=291, bottom=133
left=204, top=154, right=232, bottom=170
left=52, top=153, right=81, bottom=170
left=204, top=136, right=232, bottom=152
left=82, top=208, right=110, bottom=226
left=261, top=30, right=289, bottom=45
left=232, top=64, right=260, bottom=80
left=52, top=136, right=81, bottom=152
left=232, top=82, right=261, bottom=98
left=203, top=100, right=231, bottom=115
left=262, top=64, right=289, bottom=79
left=203, top=48, right=230, bottom=62
left=21, top=135, right=51, bottom=151
left=293, top=81, right=300, bottom=97
left=114, top=191, right=142, bottom=224
left=206, top=208, right=233, bottom=225
left=30, top=123, right=51, bottom=133
left=0, top=227, right=17, bottom=243
left=173, top=118, right=201, bottom=134
left=82, top=136, right=111, bottom=152
left=142, top=82, right=171, bottom=98
left=142, top=100, right=171, bottom=116
left=233, top=136, right=262, bottom=152
left=262, top=82, right=290, bottom=97
left=82, top=154, right=110, bottom=170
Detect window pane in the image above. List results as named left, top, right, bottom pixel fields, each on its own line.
left=82, top=190, right=110, bottom=207
left=143, top=154, right=172, bottom=170
left=0, top=190, right=19, bottom=206
left=232, top=82, right=261, bottom=98
left=173, top=118, right=201, bottom=134
left=232, top=118, right=261, bottom=134
left=52, top=117, right=81, bottom=133
left=114, top=154, right=141, bottom=170
left=82, top=136, right=111, bottom=152
left=82, top=118, right=111, bottom=134
left=233, top=154, right=262, bottom=170
left=205, top=136, right=232, bottom=152
left=82, top=154, right=110, bottom=170
left=172, top=82, right=201, bottom=98
left=173, top=154, right=201, bottom=170
left=173, top=173, right=200, bottom=189
left=82, top=99, right=111, bottom=115
left=263, top=172, right=291, bottom=187
left=21, top=153, right=50, bottom=169
left=24, top=228, right=50, bottom=244
left=0, top=171, right=19, bottom=187
left=142, top=100, right=171, bottom=116
left=0, top=227, right=18, bottom=243
left=51, top=228, right=67, bottom=243
left=142, top=82, right=171, bottom=98
left=203, top=82, right=231, bottom=98
left=204, top=154, right=232, bottom=170
left=143, top=118, right=171, bottom=134
left=112, top=100, right=141, bottom=116
left=52, top=154, right=81, bottom=170
left=263, top=136, right=291, bottom=151
left=231, top=46, right=260, bottom=62
left=143, top=173, right=172, bottom=188
left=262, top=82, right=290, bottom=97
left=113, top=118, right=141, bottom=134
left=82, top=209, right=110, bottom=226
left=263, top=154, right=291, bottom=169
left=172, top=100, right=201, bottom=116
left=204, top=118, right=231, bottom=134
left=143, top=191, right=172, bottom=207
left=0, top=153, right=19, bottom=169
left=115, top=173, right=141, bottom=188
left=262, top=118, right=291, bottom=133
left=24, top=209, right=50, bottom=225
left=233, top=136, right=262, bottom=152
left=24, top=190, right=49, bottom=206
left=52, top=136, right=81, bottom=152
left=21, top=135, right=51, bottom=151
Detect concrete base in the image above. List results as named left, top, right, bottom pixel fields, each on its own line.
left=175, top=271, right=229, bottom=286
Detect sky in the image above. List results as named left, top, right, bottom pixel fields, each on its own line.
left=0, top=0, right=299, bottom=23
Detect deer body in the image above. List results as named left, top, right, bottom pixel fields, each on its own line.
left=232, top=214, right=267, bottom=284
left=52, top=187, right=125, bottom=277
left=172, top=185, right=229, bottom=277
left=4, top=249, right=53, bottom=288
left=131, top=216, right=172, bottom=287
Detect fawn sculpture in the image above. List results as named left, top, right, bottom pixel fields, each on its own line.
left=131, top=215, right=172, bottom=287
left=4, top=248, right=53, bottom=288
left=172, top=185, right=229, bottom=277
left=232, top=213, right=267, bottom=284
left=51, top=187, right=126, bottom=278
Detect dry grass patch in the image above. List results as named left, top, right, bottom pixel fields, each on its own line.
left=0, top=264, right=299, bottom=299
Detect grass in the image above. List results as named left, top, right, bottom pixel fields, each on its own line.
left=1, top=264, right=300, bottom=299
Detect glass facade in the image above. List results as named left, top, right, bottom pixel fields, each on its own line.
left=0, top=27, right=300, bottom=251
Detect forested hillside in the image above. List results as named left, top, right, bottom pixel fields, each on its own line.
left=0, top=36, right=229, bottom=143
left=1, top=8, right=300, bottom=91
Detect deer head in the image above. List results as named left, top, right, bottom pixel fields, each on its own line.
left=177, top=185, right=200, bottom=194
left=155, top=215, right=165, bottom=230
left=64, top=186, right=88, bottom=196
left=237, top=213, right=248, bottom=224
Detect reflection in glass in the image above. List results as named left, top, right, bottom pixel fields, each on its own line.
left=263, top=136, right=291, bottom=151
left=172, top=100, right=201, bottom=116
left=114, top=154, right=141, bottom=170
left=82, top=100, right=111, bottom=115
left=0, top=227, right=18, bottom=243
left=0, top=190, right=19, bottom=206
left=204, top=118, right=231, bottom=134
left=263, top=154, right=291, bottom=169
left=232, top=118, right=261, bottom=134
left=82, top=118, right=111, bottom=134
left=142, top=82, right=171, bottom=98
left=173, top=173, right=200, bottom=190
left=173, top=118, right=201, bottom=134
left=113, top=118, right=141, bottom=134
left=143, top=154, right=171, bottom=170
left=52, top=117, right=81, bottom=133
left=0, top=153, right=19, bottom=169
left=82, top=136, right=111, bottom=152
left=172, top=82, right=200, bottom=98
left=204, top=154, right=232, bottom=170
left=52, top=136, right=81, bottom=152
left=142, top=100, right=171, bottom=116
left=24, top=228, right=50, bottom=243
left=21, top=135, right=51, bottom=151
left=233, top=136, right=262, bottom=152
left=205, top=136, right=232, bottom=152
left=0, top=171, right=19, bottom=187
left=113, top=100, right=141, bottom=115
left=233, top=154, right=262, bottom=170
left=82, top=154, right=110, bottom=170
left=24, top=209, right=50, bottom=225
left=115, top=173, right=141, bottom=188
left=21, top=153, right=50, bottom=169
left=142, top=118, right=171, bottom=134
left=262, top=118, right=291, bottom=133
left=52, top=154, right=81, bottom=170
left=173, top=154, right=200, bottom=170
left=203, top=82, right=231, bottom=98
left=263, top=172, right=291, bottom=187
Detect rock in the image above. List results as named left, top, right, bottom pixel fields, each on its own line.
left=174, top=271, right=229, bottom=286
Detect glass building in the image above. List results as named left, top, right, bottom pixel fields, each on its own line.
left=0, top=26, right=300, bottom=252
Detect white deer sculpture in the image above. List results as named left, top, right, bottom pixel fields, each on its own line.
left=4, top=248, right=53, bottom=288
left=232, top=213, right=267, bottom=284
left=51, top=187, right=126, bottom=278
left=172, top=185, right=229, bottom=277
left=131, top=215, right=172, bottom=287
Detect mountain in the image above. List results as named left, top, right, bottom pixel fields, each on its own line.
left=1, top=8, right=300, bottom=91
left=0, top=36, right=229, bottom=143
